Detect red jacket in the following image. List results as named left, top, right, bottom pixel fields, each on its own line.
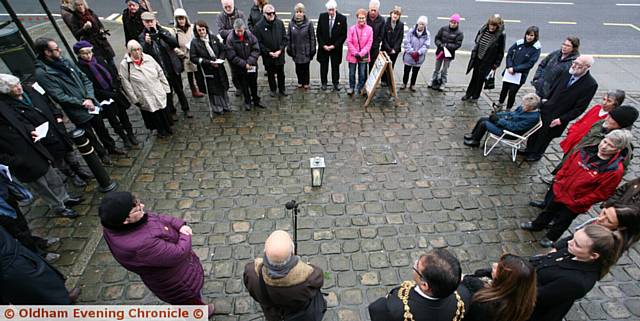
left=553, top=145, right=625, bottom=213
left=559, top=104, right=607, bottom=154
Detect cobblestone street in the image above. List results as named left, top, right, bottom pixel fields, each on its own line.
left=25, top=82, right=640, bottom=321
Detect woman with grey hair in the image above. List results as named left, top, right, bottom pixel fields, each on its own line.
left=68, top=0, right=116, bottom=70
left=464, top=92, right=541, bottom=146
left=401, top=16, right=430, bottom=91
left=560, top=89, right=626, bottom=154
left=225, top=18, right=264, bottom=110
left=287, top=3, right=316, bottom=90
left=521, top=129, right=631, bottom=247
left=118, top=40, right=174, bottom=138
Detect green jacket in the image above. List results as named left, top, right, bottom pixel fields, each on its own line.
left=34, top=58, right=97, bottom=125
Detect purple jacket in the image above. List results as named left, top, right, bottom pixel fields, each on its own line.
left=102, top=212, right=204, bottom=304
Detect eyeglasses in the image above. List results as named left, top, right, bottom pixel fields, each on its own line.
left=265, top=12, right=275, bottom=16
left=412, top=258, right=428, bottom=284
left=48, top=47, right=61, bottom=52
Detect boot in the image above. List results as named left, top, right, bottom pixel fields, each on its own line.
left=191, top=87, right=204, bottom=98
left=119, top=133, right=132, bottom=149
left=126, top=131, right=139, bottom=146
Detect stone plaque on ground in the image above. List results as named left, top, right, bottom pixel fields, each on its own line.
left=362, top=145, right=398, bottom=165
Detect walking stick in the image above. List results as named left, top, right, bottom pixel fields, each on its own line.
left=200, top=66, right=214, bottom=119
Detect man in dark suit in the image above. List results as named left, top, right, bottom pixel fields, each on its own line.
left=524, top=55, right=598, bottom=161
left=316, top=0, right=347, bottom=91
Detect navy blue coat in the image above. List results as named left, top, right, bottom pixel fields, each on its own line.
left=495, top=106, right=540, bottom=134
left=503, top=39, right=541, bottom=85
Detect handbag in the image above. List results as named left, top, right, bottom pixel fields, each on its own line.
left=355, top=28, right=369, bottom=62
left=258, top=265, right=327, bottom=321
left=484, top=69, right=496, bottom=90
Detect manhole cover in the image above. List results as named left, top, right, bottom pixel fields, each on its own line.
left=362, top=145, right=398, bottom=165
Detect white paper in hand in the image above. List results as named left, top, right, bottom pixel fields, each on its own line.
left=100, top=99, right=114, bottom=106
left=34, top=122, right=49, bottom=142
left=444, top=47, right=452, bottom=58
left=213, top=59, right=225, bottom=64
left=32, top=82, right=46, bottom=95
left=502, top=71, right=522, bottom=85
left=0, top=164, right=11, bottom=181
left=248, top=66, right=257, bottom=73
left=88, top=106, right=101, bottom=115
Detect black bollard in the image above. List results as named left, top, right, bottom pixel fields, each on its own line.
left=70, top=129, right=117, bottom=193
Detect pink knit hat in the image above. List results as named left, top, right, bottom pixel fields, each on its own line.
left=449, top=14, right=461, bottom=23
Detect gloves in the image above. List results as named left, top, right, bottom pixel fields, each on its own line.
left=489, top=113, right=499, bottom=123
left=354, top=54, right=361, bottom=61
left=410, top=51, right=420, bottom=62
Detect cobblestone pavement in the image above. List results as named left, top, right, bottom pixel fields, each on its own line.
left=25, top=82, right=640, bottom=321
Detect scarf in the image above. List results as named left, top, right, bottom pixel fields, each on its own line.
left=43, top=58, right=73, bottom=77
left=78, top=57, right=113, bottom=90
left=237, top=32, right=245, bottom=42
left=13, top=92, right=33, bottom=107
left=202, top=35, right=216, bottom=58
left=79, top=9, right=96, bottom=27
left=262, top=254, right=299, bottom=279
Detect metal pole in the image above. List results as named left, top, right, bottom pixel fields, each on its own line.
left=38, top=0, right=77, bottom=64
left=0, top=0, right=36, bottom=54
left=293, top=205, right=298, bottom=255
left=71, top=129, right=118, bottom=193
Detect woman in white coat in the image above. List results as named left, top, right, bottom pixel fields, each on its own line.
left=118, top=40, right=174, bottom=138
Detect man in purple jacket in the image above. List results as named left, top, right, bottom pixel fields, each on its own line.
left=99, top=192, right=213, bottom=317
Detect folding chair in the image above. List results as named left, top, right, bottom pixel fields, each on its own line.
left=483, top=119, right=543, bottom=162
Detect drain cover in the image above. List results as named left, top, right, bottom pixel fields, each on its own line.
left=362, top=145, right=398, bottom=165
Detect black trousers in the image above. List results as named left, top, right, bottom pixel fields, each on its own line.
left=382, top=52, right=399, bottom=84
left=188, top=71, right=206, bottom=93
left=368, top=48, right=380, bottom=73
left=166, top=71, right=190, bottom=112
left=295, top=63, right=310, bottom=85
left=237, top=72, right=260, bottom=105
left=320, top=56, right=341, bottom=86
left=402, top=65, right=420, bottom=86
left=531, top=189, right=578, bottom=241
left=0, top=196, right=40, bottom=253
left=77, top=117, right=114, bottom=157
left=465, top=61, right=492, bottom=99
left=525, top=122, right=564, bottom=157
left=265, top=64, right=286, bottom=93
left=102, top=102, right=133, bottom=137
left=499, top=81, right=523, bottom=110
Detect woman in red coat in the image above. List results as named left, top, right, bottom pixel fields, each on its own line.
left=559, top=89, right=625, bottom=154
left=521, top=130, right=631, bottom=247
left=99, top=192, right=213, bottom=317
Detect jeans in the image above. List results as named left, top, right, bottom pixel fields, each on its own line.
left=349, top=62, right=367, bottom=91
left=432, top=58, right=452, bottom=84
left=402, top=65, right=421, bottom=86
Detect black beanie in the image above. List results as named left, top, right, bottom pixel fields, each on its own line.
left=609, top=105, right=639, bottom=129
left=99, top=192, right=134, bottom=230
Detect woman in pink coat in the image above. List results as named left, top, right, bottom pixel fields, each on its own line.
left=346, top=8, right=373, bottom=96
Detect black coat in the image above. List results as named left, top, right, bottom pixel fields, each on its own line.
left=76, top=56, right=130, bottom=108
left=316, top=12, right=347, bottom=63
left=0, top=225, right=70, bottom=304
left=247, top=5, right=263, bottom=32
left=139, top=24, right=184, bottom=75
left=434, top=25, right=464, bottom=60
left=368, top=284, right=471, bottom=321
left=225, top=30, right=261, bottom=75
left=0, top=87, right=72, bottom=161
left=467, top=24, right=506, bottom=74
left=190, top=34, right=230, bottom=96
left=254, top=18, right=288, bottom=66
left=367, top=13, right=385, bottom=57
left=532, top=49, right=579, bottom=99
left=68, top=9, right=115, bottom=60
left=528, top=248, right=601, bottom=321
left=122, top=7, right=147, bottom=45
left=540, top=70, right=598, bottom=138
left=0, top=96, right=53, bottom=183
left=381, top=17, right=404, bottom=55
left=287, top=16, right=316, bottom=64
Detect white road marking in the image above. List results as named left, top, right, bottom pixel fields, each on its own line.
left=476, top=0, right=573, bottom=4
left=437, top=16, right=466, bottom=21
left=603, top=22, right=640, bottom=32
left=0, top=13, right=61, bottom=17
left=548, top=21, right=577, bottom=24
left=503, top=19, right=521, bottom=23
left=106, top=13, right=120, bottom=20
left=615, top=3, right=640, bottom=6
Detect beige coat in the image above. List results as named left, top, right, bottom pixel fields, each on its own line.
left=175, top=21, right=197, bottom=73
left=118, top=53, right=170, bottom=113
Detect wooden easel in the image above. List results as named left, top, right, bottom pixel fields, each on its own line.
left=363, top=51, right=397, bottom=107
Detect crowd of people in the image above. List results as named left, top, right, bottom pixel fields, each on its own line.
left=0, top=0, right=639, bottom=321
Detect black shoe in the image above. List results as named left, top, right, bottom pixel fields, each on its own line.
left=525, top=154, right=542, bottom=162
left=184, top=111, right=194, bottom=118
left=517, top=150, right=528, bottom=156
left=71, top=175, right=87, bottom=187
left=464, top=134, right=474, bottom=140
left=64, top=196, right=84, bottom=207
left=321, top=84, right=328, bottom=91
left=57, top=208, right=79, bottom=218
left=100, top=155, right=113, bottom=166
left=269, top=91, right=277, bottom=97
left=461, top=95, right=470, bottom=101
left=109, top=147, right=126, bottom=155
left=68, top=286, right=81, bottom=304
left=45, top=252, right=61, bottom=263
left=243, top=103, right=251, bottom=111
left=539, top=237, right=554, bottom=248
left=463, top=139, right=480, bottom=147
left=279, top=91, right=288, bottom=97
left=520, top=221, right=543, bottom=231
left=529, top=200, right=546, bottom=209
left=254, top=102, right=267, bottom=109
left=235, top=90, right=243, bottom=97
left=127, top=133, right=139, bottom=146
left=120, top=135, right=132, bottom=149
left=333, top=84, right=341, bottom=92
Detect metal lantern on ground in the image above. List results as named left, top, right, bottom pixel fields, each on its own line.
left=309, top=157, right=325, bottom=187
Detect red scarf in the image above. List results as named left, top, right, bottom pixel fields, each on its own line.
left=133, top=57, right=143, bottom=66
left=238, top=33, right=245, bottom=42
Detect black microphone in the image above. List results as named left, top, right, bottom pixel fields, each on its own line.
left=285, top=200, right=305, bottom=209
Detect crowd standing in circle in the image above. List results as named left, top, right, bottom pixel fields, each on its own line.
left=0, top=1, right=638, bottom=321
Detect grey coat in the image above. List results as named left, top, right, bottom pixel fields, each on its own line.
left=287, top=16, right=317, bottom=64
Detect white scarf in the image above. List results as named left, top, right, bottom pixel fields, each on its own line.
left=202, top=35, right=216, bottom=59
